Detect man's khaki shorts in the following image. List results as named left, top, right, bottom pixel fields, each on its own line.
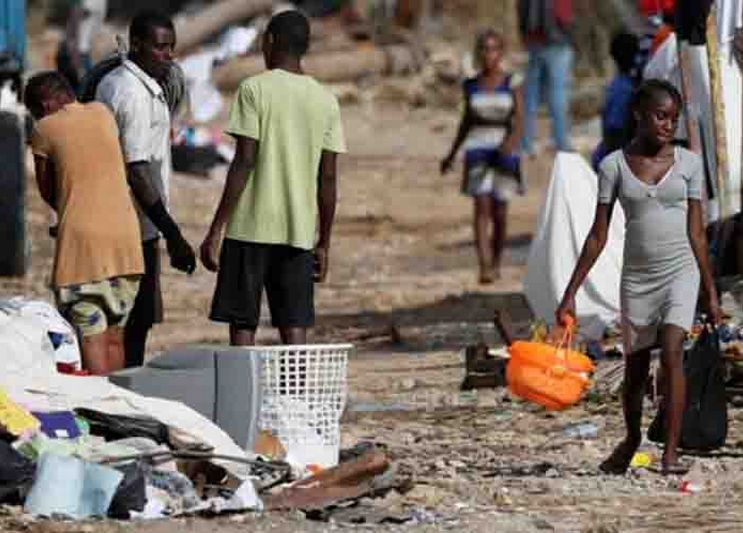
left=56, top=276, right=141, bottom=337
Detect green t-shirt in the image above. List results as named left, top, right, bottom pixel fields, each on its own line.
left=224, top=69, right=346, bottom=250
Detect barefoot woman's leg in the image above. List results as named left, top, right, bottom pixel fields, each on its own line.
left=474, top=196, right=494, bottom=283
left=659, top=324, right=687, bottom=471
left=491, top=198, right=507, bottom=278
left=600, top=347, right=651, bottom=473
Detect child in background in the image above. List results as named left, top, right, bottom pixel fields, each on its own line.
left=592, top=32, right=639, bottom=170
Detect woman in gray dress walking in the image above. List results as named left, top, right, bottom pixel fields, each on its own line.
left=556, top=79, right=721, bottom=475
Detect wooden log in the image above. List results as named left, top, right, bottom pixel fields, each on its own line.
left=676, top=40, right=701, bottom=155
left=213, top=44, right=418, bottom=91
left=174, top=0, right=272, bottom=54
left=92, top=0, right=273, bottom=61
left=706, top=5, right=730, bottom=218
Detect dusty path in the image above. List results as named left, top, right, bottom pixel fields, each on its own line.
left=3, top=102, right=743, bottom=532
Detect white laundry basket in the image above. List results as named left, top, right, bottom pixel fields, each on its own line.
left=257, top=344, right=351, bottom=468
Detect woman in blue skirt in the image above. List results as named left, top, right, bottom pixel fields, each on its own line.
left=441, top=29, right=525, bottom=283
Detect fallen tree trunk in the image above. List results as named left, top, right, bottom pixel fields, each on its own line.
left=213, top=44, right=419, bottom=91
left=174, top=0, right=272, bottom=54
left=92, top=0, right=273, bottom=60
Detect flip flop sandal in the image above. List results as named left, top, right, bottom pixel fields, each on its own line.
left=649, top=460, right=691, bottom=476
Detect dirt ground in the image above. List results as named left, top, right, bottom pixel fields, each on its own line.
left=4, top=100, right=743, bottom=533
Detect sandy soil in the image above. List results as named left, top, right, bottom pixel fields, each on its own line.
left=3, top=101, right=743, bottom=533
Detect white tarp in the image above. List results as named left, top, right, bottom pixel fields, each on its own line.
left=524, top=153, right=625, bottom=339
left=0, top=298, right=81, bottom=368
left=644, top=2, right=743, bottom=219
left=0, top=300, right=251, bottom=479
left=715, top=0, right=743, bottom=217
left=178, top=26, right=259, bottom=124
left=178, top=51, right=224, bottom=124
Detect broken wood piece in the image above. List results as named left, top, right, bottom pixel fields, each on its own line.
left=461, top=343, right=507, bottom=391
left=464, top=344, right=492, bottom=373
left=263, top=449, right=390, bottom=511
left=213, top=45, right=418, bottom=91
left=493, top=310, right=514, bottom=346
left=461, top=372, right=506, bottom=391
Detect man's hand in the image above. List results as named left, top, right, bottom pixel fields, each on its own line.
left=167, top=234, right=196, bottom=274
left=200, top=231, right=221, bottom=272
left=313, top=245, right=330, bottom=283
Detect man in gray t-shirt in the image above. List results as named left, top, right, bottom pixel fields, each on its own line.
left=96, top=10, right=196, bottom=367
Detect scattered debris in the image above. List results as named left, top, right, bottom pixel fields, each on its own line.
left=563, top=422, right=599, bottom=440
left=263, top=448, right=395, bottom=511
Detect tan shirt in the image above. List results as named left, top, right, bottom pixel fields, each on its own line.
left=31, top=102, right=144, bottom=287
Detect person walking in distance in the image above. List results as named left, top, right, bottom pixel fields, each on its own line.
left=96, top=11, right=196, bottom=366
left=57, top=0, right=108, bottom=91
left=518, top=0, right=575, bottom=154
left=556, top=80, right=721, bottom=475
left=441, top=29, right=524, bottom=283
left=201, top=10, right=346, bottom=346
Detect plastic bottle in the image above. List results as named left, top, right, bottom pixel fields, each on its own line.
left=679, top=463, right=705, bottom=494
left=563, top=422, right=598, bottom=439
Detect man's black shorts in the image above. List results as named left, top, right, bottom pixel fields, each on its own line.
left=209, top=239, right=314, bottom=329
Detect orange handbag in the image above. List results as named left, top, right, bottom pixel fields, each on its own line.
left=506, top=322, right=595, bottom=411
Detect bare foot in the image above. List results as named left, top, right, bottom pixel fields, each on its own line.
left=599, top=439, right=640, bottom=475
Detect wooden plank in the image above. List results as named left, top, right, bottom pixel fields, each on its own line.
left=263, top=449, right=390, bottom=511
left=706, top=4, right=731, bottom=217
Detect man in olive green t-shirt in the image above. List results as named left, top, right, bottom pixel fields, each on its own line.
left=200, top=10, right=346, bottom=346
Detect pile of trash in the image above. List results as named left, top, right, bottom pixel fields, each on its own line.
left=0, top=299, right=404, bottom=523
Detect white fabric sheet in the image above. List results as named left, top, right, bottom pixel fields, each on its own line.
left=524, top=153, right=625, bottom=340
left=0, top=301, right=251, bottom=479
left=716, top=0, right=743, bottom=217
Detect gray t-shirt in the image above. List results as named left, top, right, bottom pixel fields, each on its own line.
left=96, top=59, right=172, bottom=242
left=598, top=146, right=703, bottom=269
